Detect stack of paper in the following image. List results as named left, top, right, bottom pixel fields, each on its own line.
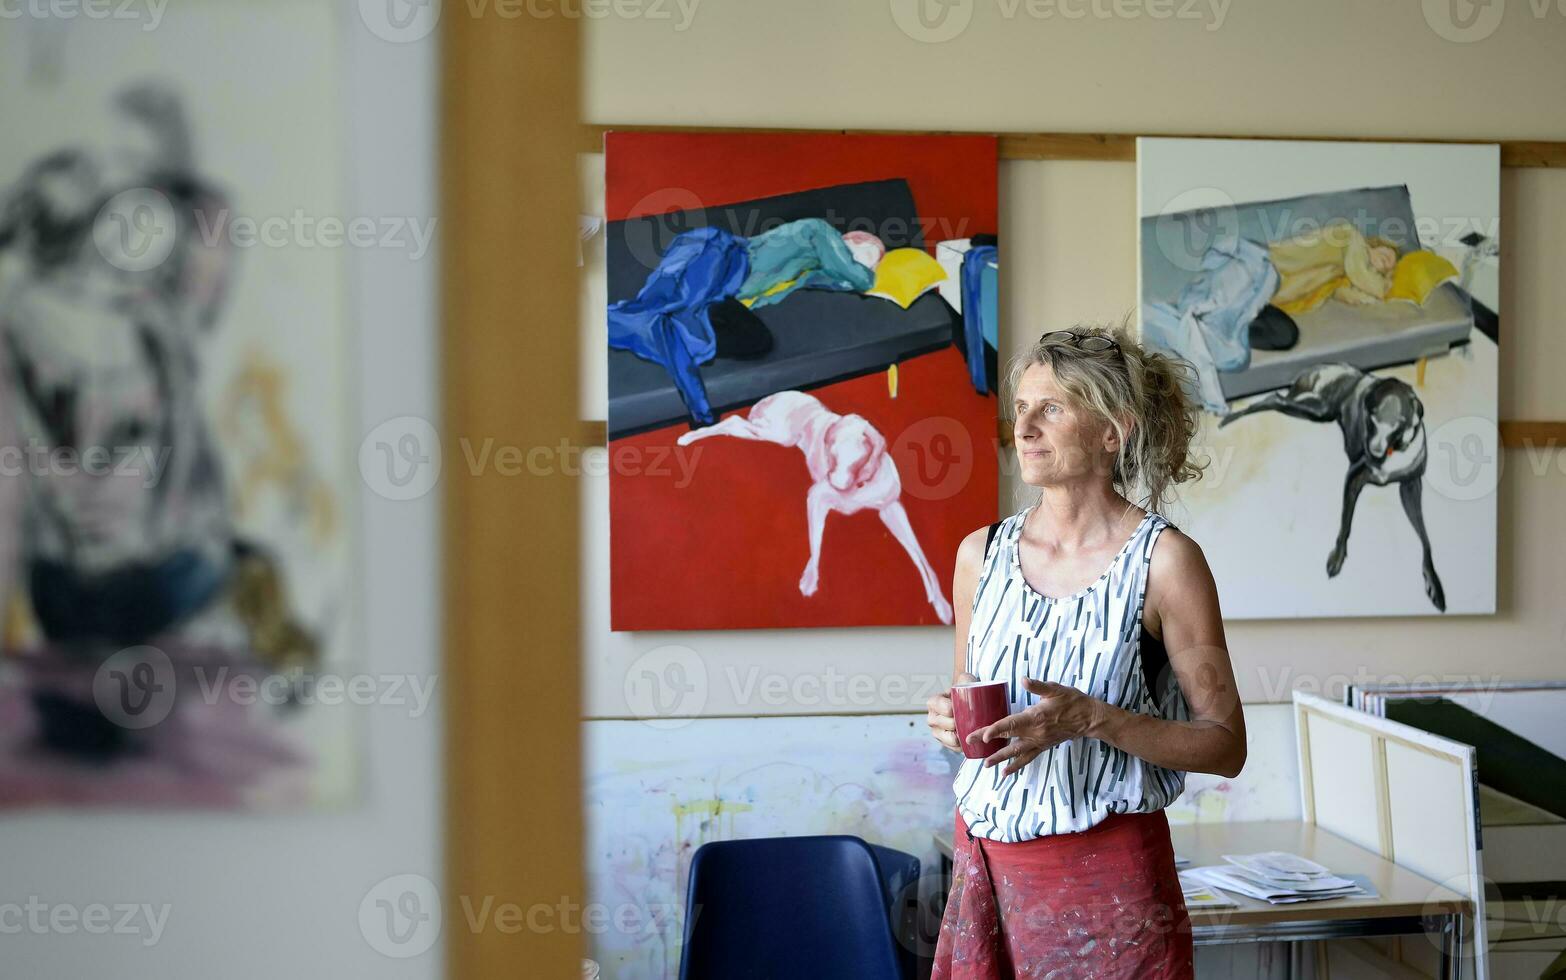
left=1178, top=877, right=1237, bottom=910
left=1180, top=851, right=1378, bottom=905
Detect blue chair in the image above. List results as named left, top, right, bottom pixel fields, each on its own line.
left=677, top=835, right=921, bottom=980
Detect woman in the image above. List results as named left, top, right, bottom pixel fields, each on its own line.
left=925, top=322, right=1247, bottom=979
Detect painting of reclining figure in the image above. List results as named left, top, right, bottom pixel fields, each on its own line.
left=1137, top=137, right=1499, bottom=618
left=0, top=6, right=358, bottom=806
left=605, top=133, right=999, bottom=630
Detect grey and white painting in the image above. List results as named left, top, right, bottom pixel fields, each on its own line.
left=0, top=6, right=358, bottom=807
left=1137, top=138, right=1499, bottom=618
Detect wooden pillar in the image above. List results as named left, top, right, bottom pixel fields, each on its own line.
left=443, top=9, right=582, bottom=979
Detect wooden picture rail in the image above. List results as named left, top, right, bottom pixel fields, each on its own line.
left=578, top=419, right=1566, bottom=449
left=581, top=123, right=1566, bottom=167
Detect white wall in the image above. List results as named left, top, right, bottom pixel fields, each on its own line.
left=0, top=5, right=444, bottom=978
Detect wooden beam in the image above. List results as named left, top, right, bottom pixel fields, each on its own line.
left=581, top=124, right=1566, bottom=167
left=446, top=9, right=583, bottom=980
left=1001, top=419, right=1566, bottom=449
left=1500, top=420, right=1566, bottom=448
left=580, top=419, right=1566, bottom=450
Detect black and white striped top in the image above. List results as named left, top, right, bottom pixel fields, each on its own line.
left=953, top=503, right=1189, bottom=842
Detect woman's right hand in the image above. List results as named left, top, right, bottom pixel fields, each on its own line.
left=927, top=672, right=978, bottom=751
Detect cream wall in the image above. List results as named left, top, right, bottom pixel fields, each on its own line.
left=580, top=1, right=1566, bottom=718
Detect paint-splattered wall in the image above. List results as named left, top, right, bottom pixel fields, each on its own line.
left=584, top=705, right=1299, bottom=979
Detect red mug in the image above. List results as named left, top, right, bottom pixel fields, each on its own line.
left=952, top=680, right=1010, bottom=759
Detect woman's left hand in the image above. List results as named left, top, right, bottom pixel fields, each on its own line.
left=966, top=678, right=1103, bottom=777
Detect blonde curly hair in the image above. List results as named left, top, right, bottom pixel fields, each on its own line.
left=1000, top=314, right=1206, bottom=514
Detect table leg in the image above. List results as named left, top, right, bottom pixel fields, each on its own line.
left=1452, top=914, right=1465, bottom=980
left=1438, top=914, right=1464, bottom=980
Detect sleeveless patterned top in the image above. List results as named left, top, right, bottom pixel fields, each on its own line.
left=953, top=503, right=1189, bottom=842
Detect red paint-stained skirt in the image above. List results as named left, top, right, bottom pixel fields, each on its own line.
left=932, top=807, right=1194, bottom=980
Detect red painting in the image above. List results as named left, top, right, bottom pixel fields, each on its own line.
left=606, top=132, right=999, bottom=630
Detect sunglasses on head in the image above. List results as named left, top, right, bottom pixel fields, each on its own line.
left=1040, top=329, right=1121, bottom=354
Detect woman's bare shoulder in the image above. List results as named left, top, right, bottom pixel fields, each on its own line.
left=1146, top=523, right=1220, bottom=634
left=1149, top=523, right=1210, bottom=579
left=955, top=513, right=1017, bottom=580
left=955, top=523, right=991, bottom=571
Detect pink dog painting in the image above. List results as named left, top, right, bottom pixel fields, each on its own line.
left=677, top=391, right=955, bottom=624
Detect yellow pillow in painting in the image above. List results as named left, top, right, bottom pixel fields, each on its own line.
left=1386, top=250, right=1460, bottom=306
left=866, top=248, right=946, bottom=309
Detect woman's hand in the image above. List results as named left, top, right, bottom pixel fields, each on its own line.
left=968, top=678, right=1101, bottom=777
left=926, top=672, right=978, bottom=751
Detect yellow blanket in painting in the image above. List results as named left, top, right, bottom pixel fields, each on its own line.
left=1268, top=218, right=1457, bottom=314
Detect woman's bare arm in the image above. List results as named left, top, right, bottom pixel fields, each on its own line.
left=1084, top=529, right=1246, bottom=777
left=926, top=526, right=987, bottom=751
left=971, top=528, right=1247, bottom=779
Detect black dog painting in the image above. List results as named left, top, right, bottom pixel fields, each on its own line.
left=1137, top=138, right=1498, bottom=617
left=1220, top=364, right=1445, bottom=611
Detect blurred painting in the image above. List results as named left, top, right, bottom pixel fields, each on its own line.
left=605, top=132, right=999, bottom=630
left=1137, top=137, right=1499, bottom=618
left=0, top=4, right=358, bottom=806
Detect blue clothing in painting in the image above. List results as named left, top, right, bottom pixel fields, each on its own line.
left=30, top=548, right=230, bottom=647
left=607, top=226, right=751, bottom=425
left=1142, top=237, right=1278, bottom=413
left=608, top=219, right=875, bottom=426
